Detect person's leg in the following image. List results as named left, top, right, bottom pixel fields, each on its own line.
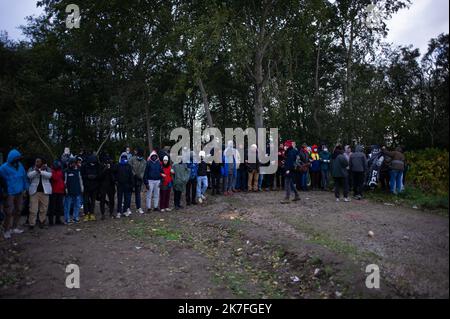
left=202, top=176, right=208, bottom=195
left=153, top=180, right=160, bottom=209
left=186, top=180, right=192, bottom=204
left=64, top=196, right=71, bottom=223
left=124, top=191, right=131, bottom=211
left=54, top=194, right=64, bottom=224
left=135, top=179, right=142, bottom=210
left=38, top=193, right=49, bottom=225
left=196, top=177, right=202, bottom=199
left=334, top=178, right=341, bottom=199
left=28, top=193, right=38, bottom=227
left=284, top=174, right=291, bottom=199
left=99, top=191, right=106, bottom=216
left=247, top=172, right=252, bottom=192
left=235, top=169, right=241, bottom=190
left=73, top=196, right=81, bottom=221
left=117, top=186, right=124, bottom=214
left=3, top=195, right=14, bottom=232
left=48, top=194, right=55, bottom=225
left=396, top=171, right=403, bottom=194
left=108, top=190, right=115, bottom=216
left=389, top=170, right=396, bottom=194
left=160, top=189, right=167, bottom=209
left=343, top=176, right=349, bottom=199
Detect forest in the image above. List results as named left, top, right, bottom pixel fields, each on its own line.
left=0, top=0, right=448, bottom=160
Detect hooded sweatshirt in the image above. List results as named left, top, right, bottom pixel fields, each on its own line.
left=350, top=145, right=368, bottom=173
left=144, top=151, right=163, bottom=183
left=129, top=149, right=147, bottom=180
left=81, top=155, right=101, bottom=192
left=0, top=149, right=29, bottom=195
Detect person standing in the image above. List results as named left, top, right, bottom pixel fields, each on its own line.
left=344, top=145, right=352, bottom=190
left=144, top=151, right=163, bottom=212
left=129, top=147, right=146, bottom=214
left=332, top=145, right=350, bottom=202
left=27, top=157, right=52, bottom=230
left=196, top=151, right=208, bottom=203
left=276, top=144, right=285, bottom=190
left=171, top=159, right=190, bottom=209
left=349, top=145, right=368, bottom=200
left=115, top=153, right=134, bottom=218
left=246, top=144, right=259, bottom=192
left=61, top=147, right=73, bottom=169
left=186, top=152, right=198, bottom=205
left=209, top=148, right=222, bottom=196
left=283, top=140, right=300, bottom=202
left=298, top=143, right=310, bottom=191
left=99, top=156, right=116, bottom=220
left=64, top=157, right=83, bottom=224
left=382, top=146, right=406, bottom=195
left=319, top=146, right=331, bottom=190
left=223, top=141, right=237, bottom=195
left=309, top=145, right=321, bottom=190
left=48, top=160, right=64, bottom=225
left=80, top=154, right=101, bottom=222
left=160, top=156, right=173, bottom=212
left=0, top=149, right=29, bottom=239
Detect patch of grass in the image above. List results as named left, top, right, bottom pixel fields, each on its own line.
left=366, top=187, right=449, bottom=215
left=127, top=221, right=181, bottom=241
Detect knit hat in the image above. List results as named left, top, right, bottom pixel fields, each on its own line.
left=163, top=155, right=169, bottom=161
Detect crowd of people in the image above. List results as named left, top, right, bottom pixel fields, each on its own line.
left=0, top=140, right=407, bottom=240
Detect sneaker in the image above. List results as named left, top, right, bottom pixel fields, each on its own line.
left=198, top=197, right=203, bottom=204
left=83, top=215, right=90, bottom=222
left=336, top=198, right=340, bottom=202
left=89, top=214, right=96, bottom=221
left=292, top=195, right=300, bottom=202
left=115, top=213, right=121, bottom=219
left=166, top=208, right=172, bottom=212
left=12, top=228, right=24, bottom=234
left=161, top=209, right=166, bottom=212
left=124, top=209, right=132, bottom=217
left=343, top=198, right=351, bottom=202
left=3, top=230, right=11, bottom=239
left=73, top=219, right=80, bottom=223
left=137, top=208, right=144, bottom=215
left=201, top=195, right=206, bottom=200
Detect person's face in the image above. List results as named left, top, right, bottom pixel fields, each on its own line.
left=126, top=148, right=131, bottom=153
left=163, top=159, right=168, bottom=165
left=292, top=142, right=296, bottom=148
left=35, top=158, right=43, bottom=168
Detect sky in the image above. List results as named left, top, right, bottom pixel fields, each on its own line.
left=0, top=0, right=449, bottom=56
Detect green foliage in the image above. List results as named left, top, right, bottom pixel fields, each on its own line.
left=405, top=148, right=449, bottom=196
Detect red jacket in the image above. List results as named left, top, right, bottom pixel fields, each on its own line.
left=51, top=169, right=65, bottom=194
left=161, top=165, right=173, bottom=187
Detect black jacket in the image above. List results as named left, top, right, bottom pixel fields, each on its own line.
left=81, top=155, right=101, bottom=192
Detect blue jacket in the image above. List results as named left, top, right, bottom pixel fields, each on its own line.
left=187, top=162, right=198, bottom=180
left=319, top=151, right=331, bottom=171
left=221, top=155, right=237, bottom=177
left=0, top=149, right=29, bottom=196
left=143, top=158, right=163, bottom=183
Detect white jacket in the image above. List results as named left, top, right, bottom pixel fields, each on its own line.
left=28, top=167, right=52, bottom=195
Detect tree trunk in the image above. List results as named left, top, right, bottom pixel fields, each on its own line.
left=254, top=50, right=264, bottom=131
left=145, top=104, right=153, bottom=152
left=313, top=35, right=322, bottom=139
left=196, top=78, right=214, bottom=127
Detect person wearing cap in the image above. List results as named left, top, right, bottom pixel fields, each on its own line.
left=64, top=157, right=84, bottom=224
left=48, top=160, right=65, bottom=225
left=144, top=150, right=164, bottom=212
left=160, top=155, right=173, bottom=212
left=196, top=151, right=208, bottom=203
left=129, top=147, right=146, bottom=214
left=0, top=149, right=29, bottom=239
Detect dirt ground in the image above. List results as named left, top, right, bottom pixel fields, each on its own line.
left=0, top=189, right=448, bottom=299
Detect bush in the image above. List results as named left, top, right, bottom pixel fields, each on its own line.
left=405, top=148, right=449, bottom=196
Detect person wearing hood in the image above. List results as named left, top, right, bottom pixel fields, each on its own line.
left=115, top=153, right=134, bottom=218
left=382, top=146, right=406, bottom=195
left=129, top=147, right=146, bottom=214
left=350, top=145, right=368, bottom=200
left=48, top=160, right=64, bottom=225
left=144, top=150, right=164, bottom=212
left=64, top=157, right=84, bottom=224
left=186, top=152, right=198, bottom=205
left=125, top=147, right=133, bottom=161
left=319, top=146, right=331, bottom=190
left=282, top=140, right=300, bottom=202
left=0, top=149, right=29, bottom=239
left=99, top=156, right=117, bottom=219
left=171, top=157, right=190, bottom=209
left=196, top=151, right=208, bottom=203
left=310, top=144, right=321, bottom=191
left=27, top=157, right=52, bottom=230
left=160, top=155, right=173, bottom=212
left=331, top=145, right=350, bottom=202
left=80, top=154, right=101, bottom=222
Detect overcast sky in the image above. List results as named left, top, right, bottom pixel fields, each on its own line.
left=0, top=0, right=449, bottom=56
